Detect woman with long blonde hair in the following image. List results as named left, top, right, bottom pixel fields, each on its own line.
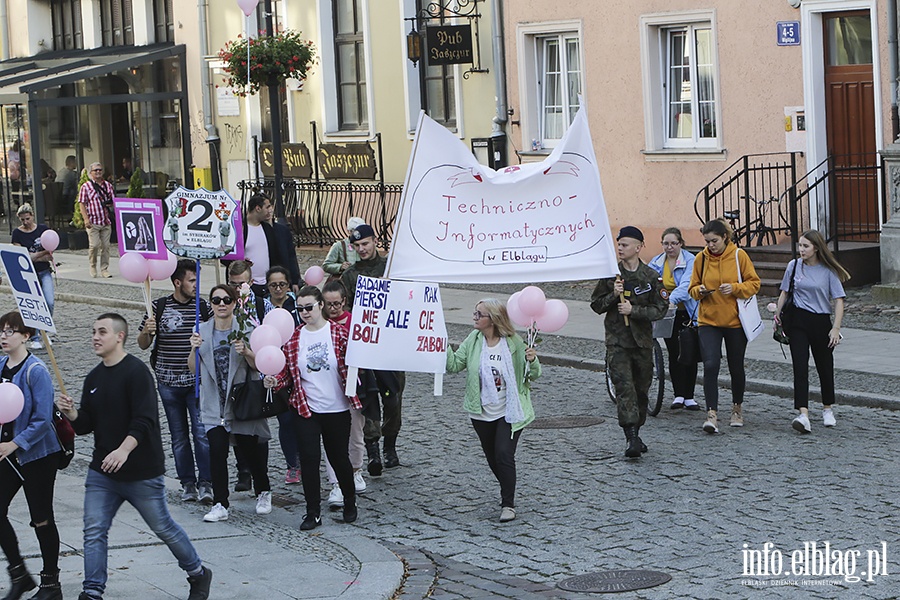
left=775, top=230, right=850, bottom=433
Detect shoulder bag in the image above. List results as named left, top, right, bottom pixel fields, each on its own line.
left=229, top=368, right=290, bottom=420
left=735, top=248, right=764, bottom=342
left=26, top=363, right=74, bottom=469
left=773, top=260, right=798, bottom=345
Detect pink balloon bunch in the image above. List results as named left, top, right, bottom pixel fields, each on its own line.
left=40, top=230, right=60, bottom=252
left=118, top=253, right=150, bottom=283
left=0, top=382, right=25, bottom=424
left=303, top=266, right=325, bottom=286
left=148, top=252, right=179, bottom=281
left=506, top=286, right=570, bottom=336
left=251, top=308, right=297, bottom=377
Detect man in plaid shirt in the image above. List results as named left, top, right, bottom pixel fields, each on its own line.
left=78, top=162, right=114, bottom=278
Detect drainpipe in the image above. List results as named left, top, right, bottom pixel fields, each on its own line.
left=199, top=0, right=222, bottom=190
left=890, top=0, right=899, bottom=141
left=490, top=0, right=507, bottom=135
left=1, top=0, right=9, bottom=60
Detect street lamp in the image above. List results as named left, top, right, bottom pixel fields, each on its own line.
left=407, top=26, right=422, bottom=64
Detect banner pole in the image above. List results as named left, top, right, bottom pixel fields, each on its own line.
left=40, top=330, right=68, bottom=396
left=195, top=259, right=201, bottom=399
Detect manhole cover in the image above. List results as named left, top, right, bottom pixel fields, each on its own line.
left=557, top=570, right=671, bottom=593
left=530, top=416, right=604, bottom=429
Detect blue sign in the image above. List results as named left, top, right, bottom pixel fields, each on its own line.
left=0, top=244, right=56, bottom=333
left=777, top=21, right=801, bottom=46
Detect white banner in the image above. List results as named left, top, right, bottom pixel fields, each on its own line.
left=345, top=276, right=448, bottom=374
left=0, top=244, right=56, bottom=333
left=162, top=187, right=239, bottom=260
left=385, top=107, right=619, bottom=283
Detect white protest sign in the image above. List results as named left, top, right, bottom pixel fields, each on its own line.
left=162, top=187, right=239, bottom=259
left=346, top=276, right=448, bottom=375
left=385, top=107, right=619, bottom=283
left=0, top=244, right=56, bottom=333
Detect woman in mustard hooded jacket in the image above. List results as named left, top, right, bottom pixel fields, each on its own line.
left=689, top=219, right=760, bottom=433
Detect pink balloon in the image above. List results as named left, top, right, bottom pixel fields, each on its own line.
left=148, top=252, right=179, bottom=281
left=249, top=324, right=281, bottom=351
left=255, top=346, right=286, bottom=376
left=236, top=0, right=260, bottom=16
left=0, top=382, right=25, bottom=424
left=40, top=229, right=60, bottom=252
left=303, top=265, right=325, bottom=286
left=263, top=308, right=297, bottom=345
left=518, top=286, right=547, bottom=318
left=534, top=299, right=569, bottom=333
left=118, top=252, right=150, bottom=283
left=506, top=292, right=532, bottom=328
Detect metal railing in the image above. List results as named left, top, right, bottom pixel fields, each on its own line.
left=238, top=178, right=403, bottom=249
left=695, top=153, right=801, bottom=247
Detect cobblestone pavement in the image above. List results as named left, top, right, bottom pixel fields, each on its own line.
left=3, top=295, right=898, bottom=599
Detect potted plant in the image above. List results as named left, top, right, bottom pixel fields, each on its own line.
left=127, top=168, right=144, bottom=198
left=218, top=30, right=317, bottom=96
left=67, top=168, right=90, bottom=250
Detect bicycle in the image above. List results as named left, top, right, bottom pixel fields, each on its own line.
left=605, top=331, right=667, bottom=417
left=722, top=194, right=779, bottom=247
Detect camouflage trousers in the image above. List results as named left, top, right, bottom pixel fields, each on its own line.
left=607, top=345, right=654, bottom=428
left=364, top=372, right=405, bottom=444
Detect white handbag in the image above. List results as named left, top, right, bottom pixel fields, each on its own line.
left=735, top=248, right=764, bottom=342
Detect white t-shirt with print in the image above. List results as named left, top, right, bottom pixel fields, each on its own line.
left=298, top=322, right=349, bottom=413
left=472, top=343, right=507, bottom=422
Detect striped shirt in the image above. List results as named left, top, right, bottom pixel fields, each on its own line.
left=139, top=295, right=212, bottom=387
left=78, top=179, right=113, bottom=226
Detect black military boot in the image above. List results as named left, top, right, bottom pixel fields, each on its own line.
left=635, top=426, right=648, bottom=453
left=28, top=570, right=62, bottom=600
left=623, top=426, right=642, bottom=458
left=366, top=442, right=383, bottom=476
left=3, top=563, right=36, bottom=600
left=383, top=436, right=400, bottom=469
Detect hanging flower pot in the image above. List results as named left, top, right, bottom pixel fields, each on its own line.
left=218, top=30, right=317, bottom=97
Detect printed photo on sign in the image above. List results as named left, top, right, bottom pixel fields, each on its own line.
left=113, top=198, right=167, bottom=260
left=162, top=187, right=239, bottom=260
left=0, top=244, right=56, bottom=333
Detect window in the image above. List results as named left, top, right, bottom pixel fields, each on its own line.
left=333, top=0, right=368, bottom=130
left=153, top=0, right=174, bottom=43
left=51, top=0, right=83, bottom=50
left=538, top=34, right=582, bottom=144
left=640, top=11, right=722, bottom=155
left=424, top=64, right=456, bottom=128
left=100, top=0, right=134, bottom=46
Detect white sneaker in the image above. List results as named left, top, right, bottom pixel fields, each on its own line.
left=256, top=491, right=272, bottom=515
left=353, top=470, right=367, bottom=494
left=792, top=413, right=812, bottom=433
left=203, top=503, right=228, bottom=522
left=328, top=483, right=344, bottom=508
left=823, top=408, right=836, bottom=427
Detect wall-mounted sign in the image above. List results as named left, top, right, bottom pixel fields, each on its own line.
left=260, top=142, right=313, bottom=179
left=317, top=143, right=378, bottom=180
left=426, top=25, right=474, bottom=65
left=777, top=21, right=800, bottom=46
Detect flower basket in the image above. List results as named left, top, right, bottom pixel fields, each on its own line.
left=219, top=30, right=317, bottom=97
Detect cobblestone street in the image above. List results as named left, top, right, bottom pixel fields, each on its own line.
left=3, top=294, right=898, bottom=599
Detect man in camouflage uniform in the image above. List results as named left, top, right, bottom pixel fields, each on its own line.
left=591, top=226, right=668, bottom=458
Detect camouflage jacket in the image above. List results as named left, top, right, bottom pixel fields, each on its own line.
left=591, top=261, right=668, bottom=349
left=342, top=254, right=387, bottom=311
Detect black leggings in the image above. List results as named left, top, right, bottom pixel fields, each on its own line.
left=787, top=308, right=836, bottom=409
left=0, top=452, right=60, bottom=573
left=471, top=418, right=522, bottom=508
left=698, top=325, right=747, bottom=411
left=295, top=411, right=355, bottom=517
left=663, top=309, right=699, bottom=399
left=207, top=427, right=270, bottom=508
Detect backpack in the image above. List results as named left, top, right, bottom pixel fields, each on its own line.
left=25, top=362, right=74, bottom=470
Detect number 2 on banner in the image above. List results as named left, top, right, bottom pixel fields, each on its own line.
left=187, top=201, right=213, bottom=232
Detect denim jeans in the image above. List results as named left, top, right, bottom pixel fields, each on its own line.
left=157, top=384, right=210, bottom=486
left=277, top=410, right=300, bottom=470
left=82, top=470, right=201, bottom=596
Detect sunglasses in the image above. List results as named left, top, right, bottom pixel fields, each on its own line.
left=297, top=303, right=318, bottom=313
left=211, top=296, right=234, bottom=305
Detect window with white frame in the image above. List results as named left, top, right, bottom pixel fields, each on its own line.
left=640, top=12, right=722, bottom=153
left=537, top=33, right=582, bottom=146
left=334, top=0, right=368, bottom=131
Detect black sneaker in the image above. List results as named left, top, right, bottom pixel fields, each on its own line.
left=187, top=566, right=212, bottom=600
left=300, top=514, right=322, bottom=531
left=341, top=505, right=358, bottom=524
left=234, top=472, right=252, bottom=492
left=78, top=593, right=102, bottom=600
left=367, top=456, right=383, bottom=477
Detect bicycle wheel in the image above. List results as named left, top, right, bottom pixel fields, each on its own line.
left=647, top=340, right=665, bottom=417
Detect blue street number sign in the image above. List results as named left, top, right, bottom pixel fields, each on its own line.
left=777, top=21, right=801, bottom=46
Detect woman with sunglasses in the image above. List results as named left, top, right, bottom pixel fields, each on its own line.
left=0, top=311, right=63, bottom=599
left=445, top=299, right=541, bottom=523
left=648, top=227, right=700, bottom=411
left=264, top=286, right=360, bottom=531
left=189, top=285, right=272, bottom=523
left=265, top=266, right=302, bottom=485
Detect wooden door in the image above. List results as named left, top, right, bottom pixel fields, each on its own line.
left=823, top=11, right=877, bottom=239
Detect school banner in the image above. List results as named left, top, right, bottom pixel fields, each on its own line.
left=113, top=198, right=167, bottom=260
left=345, top=276, right=447, bottom=374
left=385, top=107, right=619, bottom=283
left=0, top=245, right=56, bottom=333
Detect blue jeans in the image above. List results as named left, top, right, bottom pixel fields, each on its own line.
left=277, top=410, right=300, bottom=469
left=30, top=269, right=54, bottom=343
left=157, top=384, right=211, bottom=486
left=82, top=470, right=201, bottom=596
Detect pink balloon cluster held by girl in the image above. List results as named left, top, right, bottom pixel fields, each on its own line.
left=506, top=286, right=570, bottom=347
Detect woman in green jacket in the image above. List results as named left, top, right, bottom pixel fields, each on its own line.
left=445, top=298, right=541, bottom=523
